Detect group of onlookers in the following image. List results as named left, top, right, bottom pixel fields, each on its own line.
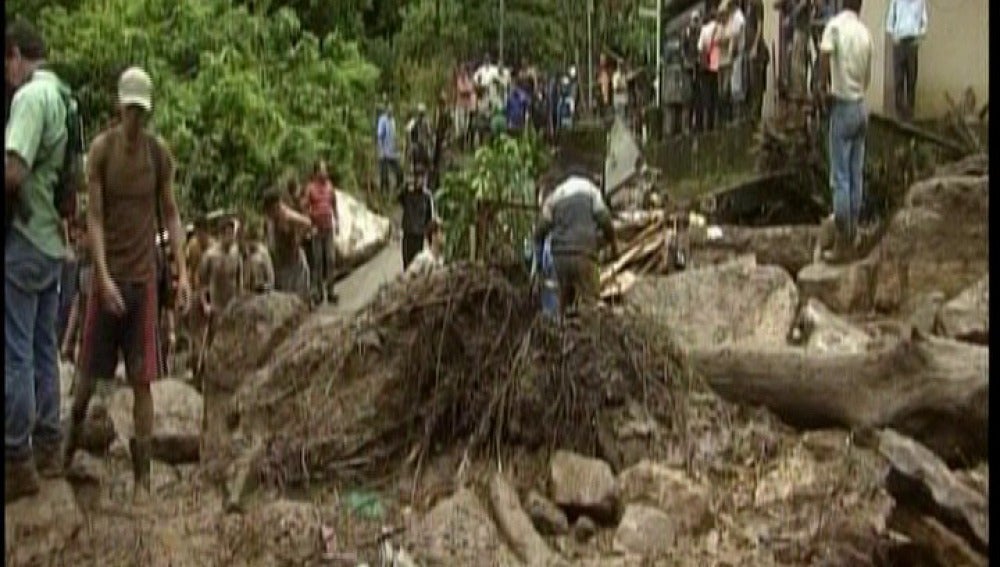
left=451, top=56, right=580, bottom=148
left=661, top=0, right=766, bottom=136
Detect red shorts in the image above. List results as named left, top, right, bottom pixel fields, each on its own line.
left=79, top=278, right=160, bottom=385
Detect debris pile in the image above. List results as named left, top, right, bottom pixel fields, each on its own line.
left=233, top=264, right=690, bottom=488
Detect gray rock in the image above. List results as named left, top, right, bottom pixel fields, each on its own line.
left=573, top=516, right=598, bottom=543
left=936, top=276, right=988, bottom=344
left=628, top=257, right=799, bottom=350
left=107, top=378, right=203, bottom=464
left=612, top=504, right=679, bottom=557
left=407, top=488, right=519, bottom=566
left=525, top=490, right=570, bottom=536
left=797, top=257, right=877, bottom=315
left=206, top=291, right=308, bottom=393
left=872, top=175, right=988, bottom=315
left=549, top=450, right=619, bottom=523
left=616, top=460, right=711, bottom=536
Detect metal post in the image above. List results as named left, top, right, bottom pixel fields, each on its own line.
left=587, top=0, right=594, bottom=112
left=655, top=0, right=662, bottom=109
left=499, top=0, right=505, bottom=67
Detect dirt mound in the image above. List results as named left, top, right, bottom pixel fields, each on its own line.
left=232, top=264, right=692, bottom=488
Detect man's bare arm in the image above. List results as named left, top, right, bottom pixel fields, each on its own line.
left=281, top=203, right=313, bottom=230
left=86, top=137, right=112, bottom=289
left=157, top=143, right=187, bottom=284
left=5, top=153, right=29, bottom=192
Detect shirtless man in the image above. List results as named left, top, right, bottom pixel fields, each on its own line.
left=199, top=218, right=243, bottom=317
left=242, top=223, right=274, bottom=294
left=263, top=186, right=313, bottom=303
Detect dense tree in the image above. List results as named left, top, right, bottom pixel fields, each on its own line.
left=18, top=0, right=379, bottom=216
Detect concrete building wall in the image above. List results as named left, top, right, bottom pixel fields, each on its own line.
left=761, top=0, right=989, bottom=120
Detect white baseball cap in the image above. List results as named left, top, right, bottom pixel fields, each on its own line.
left=118, top=66, right=153, bottom=112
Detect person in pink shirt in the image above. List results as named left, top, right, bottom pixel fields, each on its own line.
left=696, top=9, right=724, bottom=132
left=304, top=160, right=339, bottom=305
left=454, top=64, right=476, bottom=150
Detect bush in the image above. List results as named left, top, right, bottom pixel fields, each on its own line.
left=436, top=133, right=550, bottom=262
left=32, top=0, right=379, bottom=216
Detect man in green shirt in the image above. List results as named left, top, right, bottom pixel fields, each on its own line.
left=5, top=18, right=69, bottom=503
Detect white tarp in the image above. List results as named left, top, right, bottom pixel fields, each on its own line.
left=334, top=190, right=391, bottom=268
left=604, top=115, right=643, bottom=196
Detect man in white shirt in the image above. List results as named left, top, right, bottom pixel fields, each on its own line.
left=405, top=218, right=445, bottom=277
left=885, top=0, right=928, bottom=120
left=818, top=0, right=872, bottom=262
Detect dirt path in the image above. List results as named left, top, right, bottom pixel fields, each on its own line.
left=330, top=238, right=403, bottom=314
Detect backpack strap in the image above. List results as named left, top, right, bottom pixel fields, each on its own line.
left=146, top=134, right=165, bottom=235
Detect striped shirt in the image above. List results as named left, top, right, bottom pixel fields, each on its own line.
left=540, top=175, right=612, bottom=257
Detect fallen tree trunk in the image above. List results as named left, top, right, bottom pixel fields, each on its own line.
left=688, top=330, right=988, bottom=465
left=877, top=429, right=988, bottom=555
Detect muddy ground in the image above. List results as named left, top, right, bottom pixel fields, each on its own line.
left=5, top=155, right=988, bottom=567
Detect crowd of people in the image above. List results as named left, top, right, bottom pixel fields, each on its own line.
left=661, top=0, right=767, bottom=135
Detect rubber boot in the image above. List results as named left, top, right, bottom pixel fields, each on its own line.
left=129, top=438, right=152, bottom=506
left=5, top=457, right=41, bottom=504
left=35, top=441, right=64, bottom=479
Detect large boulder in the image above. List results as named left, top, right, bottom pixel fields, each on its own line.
left=108, top=378, right=203, bottom=464
left=407, top=488, right=520, bottom=566
left=549, top=450, right=619, bottom=523
left=333, top=189, right=392, bottom=269
left=871, top=175, right=988, bottom=315
left=627, top=256, right=798, bottom=350
left=205, top=292, right=307, bottom=393
left=936, top=276, right=988, bottom=345
left=616, top=460, right=711, bottom=535
left=5, top=480, right=83, bottom=564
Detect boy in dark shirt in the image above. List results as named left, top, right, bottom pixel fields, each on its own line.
left=398, top=168, right=435, bottom=270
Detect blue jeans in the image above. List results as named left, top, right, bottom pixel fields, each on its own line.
left=828, top=99, right=868, bottom=242
left=5, top=229, right=63, bottom=461
left=379, top=157, right=403, bottom=195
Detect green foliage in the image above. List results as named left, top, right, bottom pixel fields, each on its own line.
left=436, top=133, right=551, bottom=262
left=394, top=0, right=564, bottom=69
left=33, top=0, right=379, bottom=216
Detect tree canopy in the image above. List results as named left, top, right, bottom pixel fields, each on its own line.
left=9, top=0, right=379, bottom=215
